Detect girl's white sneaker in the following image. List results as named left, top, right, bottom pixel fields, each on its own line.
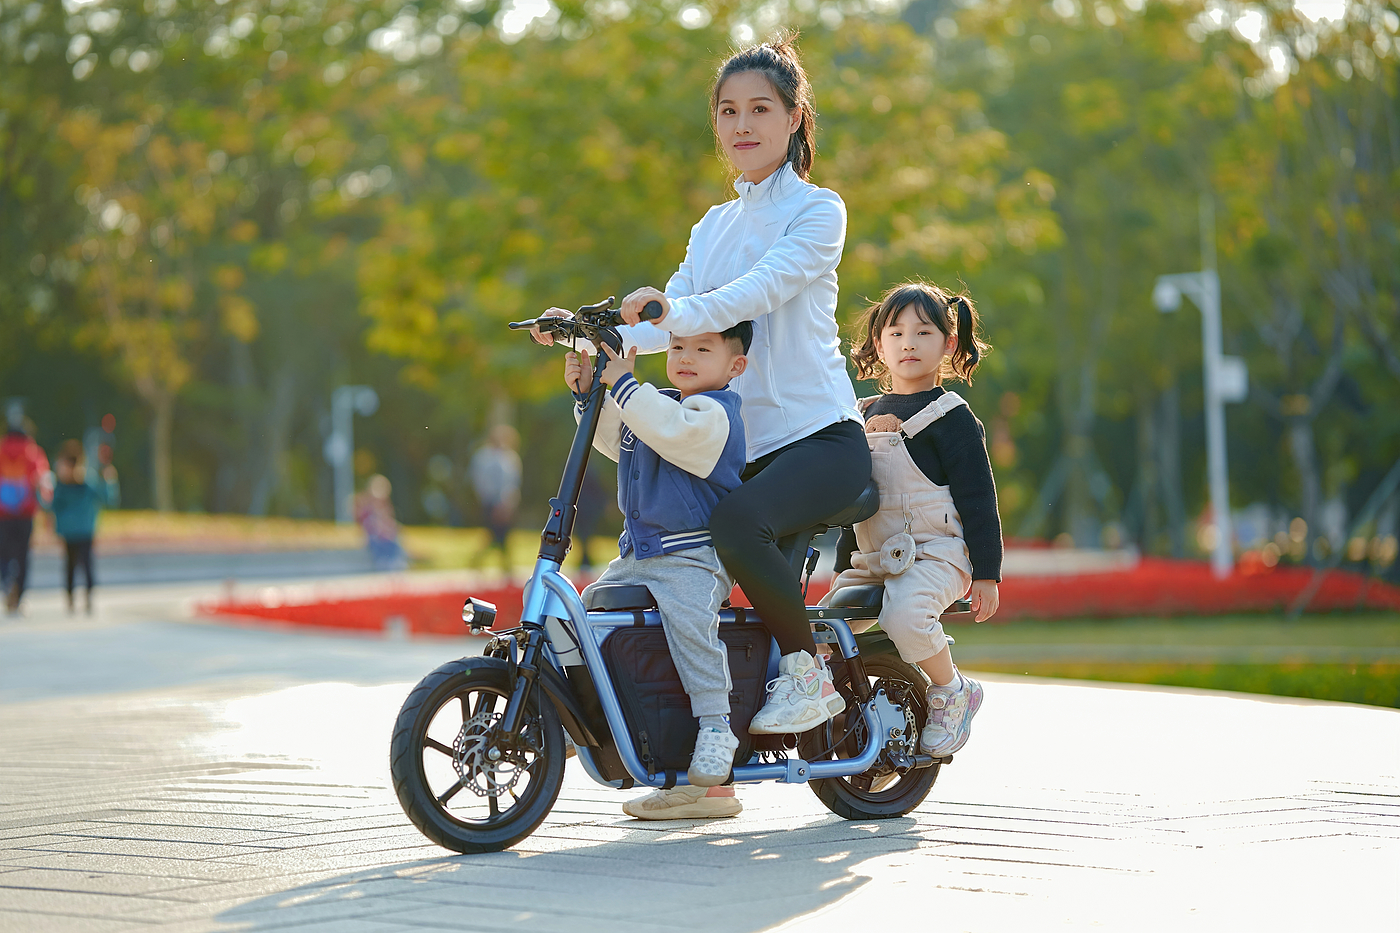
left=748, top=650, right=846, bottom=734
left=919, top=671, right=983, bottom=757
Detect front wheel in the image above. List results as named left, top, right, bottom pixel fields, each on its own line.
left=799, top=652, right=941, bottom=820
left=390, top=657, right=565, bottom=853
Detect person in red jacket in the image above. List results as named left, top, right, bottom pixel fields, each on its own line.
left=0, top=417, right=51, bottom=615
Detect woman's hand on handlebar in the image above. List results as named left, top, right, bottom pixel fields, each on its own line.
left=620, top=287, right=669, bottom=327
left=969, top=580, right=999, bottom=623
left=564, top=348, right=593, bottom=394
left=600, top=343, right=638, bottom=387
left=531, top=307, right=572, bottom=346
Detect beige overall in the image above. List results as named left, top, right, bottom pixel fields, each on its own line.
left=824, top=392, right=974, bottom=664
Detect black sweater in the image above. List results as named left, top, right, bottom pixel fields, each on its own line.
left=838, top=387, right=1004, bottom=581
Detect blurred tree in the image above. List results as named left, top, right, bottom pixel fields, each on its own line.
left=1, top=0, right=1393, bottom=575
left=1217, top=3, right=1399, bottom=560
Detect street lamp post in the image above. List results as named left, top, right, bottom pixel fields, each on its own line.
left=1153, top=270, right=1247, bottom=579
left=324, top=385, right=379, bottom=523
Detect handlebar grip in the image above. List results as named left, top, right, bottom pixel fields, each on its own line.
left=641, top=300, right=663, bottom=322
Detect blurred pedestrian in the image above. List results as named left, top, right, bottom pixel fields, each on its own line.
left=44, top=440, right=119, bottom=614
left=0, top=414, right=50, bottom=615
left=355, top=474, right=407, bottom=571
left=469, top=425, right=522, bottom=571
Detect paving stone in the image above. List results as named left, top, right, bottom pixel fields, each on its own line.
left=0, top=910, right=155, bottom=932
left=0, top=884, right=175, bottom=917
left=1, top=595, right=1396, bottom=932
left=0, top=867, right=208, bottom=897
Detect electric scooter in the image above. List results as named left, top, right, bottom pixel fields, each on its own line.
left=389, top=297, right=973, bottom=852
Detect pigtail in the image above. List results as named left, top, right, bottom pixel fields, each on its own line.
left=948, top=294, right=990, bottom=384
left=849, top=300, right=889, bottom=390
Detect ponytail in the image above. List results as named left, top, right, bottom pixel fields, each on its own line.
left=711, top=31, right=817, bottom=180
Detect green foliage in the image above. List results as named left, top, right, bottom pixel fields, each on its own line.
left=2, top=0, right=1396, bottom=552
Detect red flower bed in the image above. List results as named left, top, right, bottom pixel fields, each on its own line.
left=995, top=558, right=1400, bottom=620
left=198, top=558, right=1400, bottom=637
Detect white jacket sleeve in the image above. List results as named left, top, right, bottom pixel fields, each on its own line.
left=573, top=395, right=623, bottom=463
left=664, top=190, right=846, bottom=336
left=609, top=375, right=732, bottom=479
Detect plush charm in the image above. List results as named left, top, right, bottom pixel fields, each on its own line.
left=879, top=531, right=917, bottom=575
left=865, top=413, right=903, bottom=434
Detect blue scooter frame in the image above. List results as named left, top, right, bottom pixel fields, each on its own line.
left=514, top=558, right=911, bottom=789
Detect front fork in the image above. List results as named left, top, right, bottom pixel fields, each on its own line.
left=494, top=627, right=548, bottom=739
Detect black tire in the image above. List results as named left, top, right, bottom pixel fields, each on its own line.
left=799, top=652, right=941, bottom=820
left=390, top=657, right=565, bottom=853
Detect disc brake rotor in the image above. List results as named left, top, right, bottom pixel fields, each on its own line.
left=452, top=706, right=539, bottom=799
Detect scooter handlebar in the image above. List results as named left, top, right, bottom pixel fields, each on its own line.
left=508, top=298, right=663, bottom=335
left=597, top=300, right=664, bottom=326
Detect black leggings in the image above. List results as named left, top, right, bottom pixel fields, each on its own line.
left=710, top=419, right=872, bottom=656
left=65, top=538, right=94, bottom=595
left=0, top=518, right=32, bottom=602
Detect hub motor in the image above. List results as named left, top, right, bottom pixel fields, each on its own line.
left=453, top=708, right=538, bottom=798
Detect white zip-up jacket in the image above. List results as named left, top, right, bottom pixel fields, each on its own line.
left=622, top=163, right=860, bottom=460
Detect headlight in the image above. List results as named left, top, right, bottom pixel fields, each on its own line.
left=462, top=598, right=498, bottom=632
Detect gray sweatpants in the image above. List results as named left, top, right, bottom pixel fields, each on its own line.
left=581, top=546, right=733, bottom=717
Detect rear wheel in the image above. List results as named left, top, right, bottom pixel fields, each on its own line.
left=390, top=657, right=565, bottom=853
left=799, top=652, right=942, bottom=819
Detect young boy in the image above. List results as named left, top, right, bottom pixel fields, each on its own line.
left=45, top=441, right=119, bottom=614
left=564, top=321, right=752, bottom=820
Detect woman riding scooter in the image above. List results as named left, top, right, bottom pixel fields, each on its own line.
left=538, top=33, right=870, bottom=818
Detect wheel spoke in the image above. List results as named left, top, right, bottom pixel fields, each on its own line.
left=473, top=692, right=498, bottom=718
left=488, top=794, right=500, bottom=818
left=851, top=773, right=874, bottom=793
left=437, top=779, right=465, bottom=805
left=425, top=738, right=453, bottom=757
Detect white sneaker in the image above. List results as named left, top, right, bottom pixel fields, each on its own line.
left=920, top=671, right=983, bottom=757
left=748, top=650, right=846, bottom=735
left=622, top=785, right=742, bottom=820
left=687, top=727, right=739, bottom=787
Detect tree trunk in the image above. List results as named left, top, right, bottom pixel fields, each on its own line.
left=1157, top=384, right=1186, bottom=557
left=150, top=390, right=175, bottom=513
left=1287, top=415, right=1322, bottom=563
left=1131, top=391, right=1159, bottom=551
left=248, top=361, right=298, bottom=516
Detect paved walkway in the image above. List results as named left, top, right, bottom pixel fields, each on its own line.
left=1, top=584, right=1397, bottom=932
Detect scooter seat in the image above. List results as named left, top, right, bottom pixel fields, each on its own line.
left=825, top=584, right=884, bottom=613
left=584, top=584, right=657, bottom=611
left=822, top=478, right=880, bottom=527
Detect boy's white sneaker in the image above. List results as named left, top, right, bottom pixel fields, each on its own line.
left=687, top=726, right=739, bottom=787
left=748, top=650, right=846, bottom=735
left=919, top=671, right=983, bottom=757
left=622, top=785, right=742, bottom=820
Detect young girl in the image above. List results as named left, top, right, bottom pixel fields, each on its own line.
left=827, top=281, right=1002, bottom=757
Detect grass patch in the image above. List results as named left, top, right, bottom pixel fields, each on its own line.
left=948, top=613, right=1400, bottom=708
left=966, top=660, right=1400, bottom=708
